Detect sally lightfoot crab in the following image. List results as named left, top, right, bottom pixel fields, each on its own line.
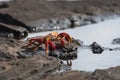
left=26, top=32, right=73, bottom=55
left=25, top=32, right=75, bottom=66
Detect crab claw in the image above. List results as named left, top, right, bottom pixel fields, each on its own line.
left=57, top=32, right=72, bottom=43
left=45, top=31, right=58, bottom=41
left=45, top=41, right=56, bottom=55
left=49, top=31, right=58, bottom=37
left=66, top=60, right=72, bottom=66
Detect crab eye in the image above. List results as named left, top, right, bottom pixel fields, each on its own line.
left=21, top=33, right=24, bottom=36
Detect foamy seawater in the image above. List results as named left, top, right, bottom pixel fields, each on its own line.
left=25, top=18, right=120, bottom=71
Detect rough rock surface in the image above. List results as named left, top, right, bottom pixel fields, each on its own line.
left=0, top=37, right=26, bottom=59
left=0, top=37, right=79, bottom=80
left=0, top=0, right=120, bottom=34
left=43, top=66, right=120, bottom=80
left=0, top=54, right=60, bottom=80
left=1, top=0, right=120, bottom=24
left=0, top=37, right=61, bottom=80
left=0, top=37, right=120, bottom=80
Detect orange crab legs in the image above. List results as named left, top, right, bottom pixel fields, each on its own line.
left=26, top=32, right=73, bottom=55
left=45, top=38, right=68, bottom=55
left=26, top=36, right=45, bottom=50
left=66, top=60, right=72, bottom=66
left=45, top=32, right=73, bottom=55
left=45, top=41, right=56, bottom=55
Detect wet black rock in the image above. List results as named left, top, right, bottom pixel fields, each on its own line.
left=0, top=32, right=14, bottom=39
left=0, top=23, right=28, bottom=39
left=19, top=40, right=78, bottom=61
left=30, top=17, right=71, bottom=32
left=112, top=38, right=120, bottom=45
left=90, top=42, right=104, bottom=54
left=49, top=45, right=78, bottom=60
left=0, top=13, right=31, bottom=32
left=0, top=2, right=9, bottom=9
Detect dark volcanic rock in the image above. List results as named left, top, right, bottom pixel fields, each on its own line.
left=0, top=0, right=120, bottom=34
left=31, top=17, right=71, bottom=32
left=0, top=37, right=27, bottom=59
left=0, top=2, right=9, bottom=9
left=1, top=0, right=120, bottom=24
left=49, top=42, right=78, bottom=60
left=87, top=70, right=113, bottom=80
left=0, top=54, right=60, bottom=80
left=43, top=66, right=120, bottom=80
left=0, top=37, right=61, bottom=80
left=0, top=23, right=28, bottom=39
left=87, top=66, right=120, bottom=80
left=90, top=42, right=104, bottom=54
left=112, top=38, right=120, bottom=45
left=106, top=66, right=120, bottom=80
left=0, top=37, right=79, bottom=80
left=0, top=13, right=31, bottom=32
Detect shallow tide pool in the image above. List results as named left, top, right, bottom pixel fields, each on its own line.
left=25, top=18, right=120, bottom=71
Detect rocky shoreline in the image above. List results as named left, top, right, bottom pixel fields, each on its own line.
left=0, top=12, right=120, bottom=39
left=42, top=66, right=120, bottom=80
left=0, top=0, right=120, bottom=39
left=0, top=0, right=120, bottom=80
left=1, top=37, right=120, bottom=80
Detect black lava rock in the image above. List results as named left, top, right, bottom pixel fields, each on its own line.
left=90, top=42, right=104, bottom=54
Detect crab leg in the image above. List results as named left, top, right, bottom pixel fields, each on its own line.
left=45, top=41, right=56, bottom=55
left=26, top=40, right=36, bottom=48
left=33, top=43, right=41, bottom=51
left=57, top=32, right=72, bottom=43
left=66, top=60, right=72, bottom=66
left=45, top=42, right=49, bottom=55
